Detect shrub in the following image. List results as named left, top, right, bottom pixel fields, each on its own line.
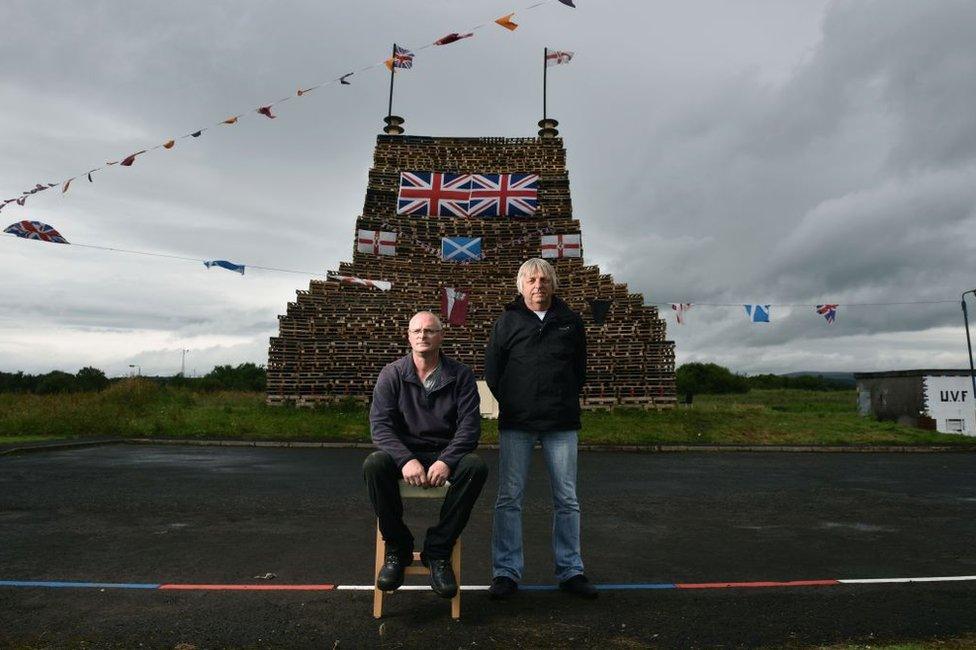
left=676, top=363, right=750, bottom=396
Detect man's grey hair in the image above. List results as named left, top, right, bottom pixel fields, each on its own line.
left=516, top=258, right=558, bottom=293
left=409, top=310, right=443, bottom=330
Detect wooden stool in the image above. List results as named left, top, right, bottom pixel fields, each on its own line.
left=373, top=480, right=462, bottom=620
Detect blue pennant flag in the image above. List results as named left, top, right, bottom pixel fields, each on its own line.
left=744, top=304, right=770, bottom=323
left=204, top=260, right=245, bottom=275
left=441, top=236, right=482, bottom=262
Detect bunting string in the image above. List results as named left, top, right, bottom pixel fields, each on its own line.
left=0, top=0, right=572, bottom=213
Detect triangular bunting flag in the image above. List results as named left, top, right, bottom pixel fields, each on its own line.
left=671, top=303, right=692, bottom=324
left=203, top=260, right=245, bottom=275
left=744, top=304, right=770, bottom=323
left=222, top=116, right=238, bottom=125
left=340, top=73, right=353, bottom=85
left=257, top=106, right=276, bottom=119
left=495, top=13, right=518, bottom=30
left=163, top=140, right=175, bottom=149
left=434, top=32, right=474, bottom=46
left=816, top=304, right=838, bottom=324
left=62, top=179, right=73, bottom=193
left=587, top=298, right=612, bottom=325
left=120, top=150, right=146, bottom=167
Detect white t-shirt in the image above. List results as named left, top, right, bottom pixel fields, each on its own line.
left=532, top=310, right=548, bottom=321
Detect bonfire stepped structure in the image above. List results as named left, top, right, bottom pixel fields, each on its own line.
left=267, top=120, right=676, bottom=408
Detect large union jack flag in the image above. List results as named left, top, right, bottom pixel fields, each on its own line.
left=3, top=220, right=69, bottom=244
left=467, top=173, right=539, bottom=217
left=397, top=172, right=471, bottom=217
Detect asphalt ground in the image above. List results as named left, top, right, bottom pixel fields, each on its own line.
left=1, top=445, right=976, bottom=648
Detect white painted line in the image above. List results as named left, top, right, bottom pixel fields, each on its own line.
left=838, top=576, right=976, bottom=584
left=336, top=585, right=490, bottom=591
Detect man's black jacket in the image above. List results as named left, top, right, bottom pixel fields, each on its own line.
left=484, top=295, right=587, bottom=432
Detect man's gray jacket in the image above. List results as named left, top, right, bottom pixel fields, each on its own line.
left=369, top=353, right=481, bottom=470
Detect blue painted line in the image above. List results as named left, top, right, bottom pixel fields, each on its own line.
left=519, top=584, right=559, bottom=591
left=0, top=580, right=160, bottom=590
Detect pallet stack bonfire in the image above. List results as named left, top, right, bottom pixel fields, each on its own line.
left=267, top=122, right=676, bottom=409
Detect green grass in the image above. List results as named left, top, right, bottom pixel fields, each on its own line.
left=1, top=380, right=974, bottom=447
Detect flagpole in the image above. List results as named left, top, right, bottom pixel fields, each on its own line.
left=962, top=290, right=976, bottom=414
left=543, top=47, right=548, bottom=121
left=387, top=43, right=397, bottom=120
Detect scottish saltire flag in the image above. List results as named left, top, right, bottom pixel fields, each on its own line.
left=671, top=303, right=692, bottom=325
left=204, top=260, right=245, bottom=275
left=385, top=45, right=414, bottom=70
left=356, top=229, right=396, bottom=256
left=816, top=304, right=838, bottom=324
left=441, top=236, right=482, bottom=262
left=3, top=220, right=69, bottom=244
left=468, top=173, right=539, bottom=217
left=744, top=304, right=770, bottom=323
left=397, top=172, right=471, bottom=217
left=540, top=233, right=581, bottom=258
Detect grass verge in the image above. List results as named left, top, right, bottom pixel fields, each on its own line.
left=1, top=380, right=973, bottom=447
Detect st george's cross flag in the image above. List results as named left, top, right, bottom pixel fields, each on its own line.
left=467, top=173, right=539, bottom=217
left=671, top=303, right=692, bottom=324
left=397, top=172, right=472, bottom=217
left=545, top=50, right=574, bottom=66
left=441, top=236, right=482, bottom=262
left=816, top=304, right=838, bottom=324
left=441, top=287, right=470, bottom=326
left=3, top=220, right=69, bottom=244
left=356, top=229, right=396, bottom=256
left=540, top=233, right=581, bottom=258
left=744, top=304, right=770, bottom=323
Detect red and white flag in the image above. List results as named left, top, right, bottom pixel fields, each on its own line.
left=328, top=272, right=392, bottom=291
left=441, top=287, right=469, bottom=326
left=545, top=50, right=574, bottom=66
left=671, top=303, right=692, bottom=324
left=540, top=233, right=581, bottom=258
left=356, top=229, right=396, bottom=256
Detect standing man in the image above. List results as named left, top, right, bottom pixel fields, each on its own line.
left=364, top=311, right=488, bottom=598
left=485, top=258, right=597, bottom=599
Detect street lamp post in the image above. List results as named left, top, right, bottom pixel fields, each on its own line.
left=961, top=290, right=976, bottom=419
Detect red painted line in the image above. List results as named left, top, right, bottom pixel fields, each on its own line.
left=677, top=580, right=839, bottom=589
left=158, top=584, right=335, bottom=591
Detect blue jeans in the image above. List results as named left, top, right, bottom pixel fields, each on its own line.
left=492, top=429, right=584, bottom=583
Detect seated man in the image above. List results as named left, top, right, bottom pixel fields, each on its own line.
left=363, top=311, right=488, bottom=598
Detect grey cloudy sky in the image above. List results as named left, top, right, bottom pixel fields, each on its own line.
left=1, top=0, right=975, bottom=377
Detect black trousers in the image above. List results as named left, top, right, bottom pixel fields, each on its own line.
left=363, top=450, right=488, bottom=560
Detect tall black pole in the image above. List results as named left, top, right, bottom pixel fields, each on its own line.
left=962, top=290, right=976, bottom=408
left=387, top=43, right=397, bottom=119
left=543, top=47, right=548, bottom=121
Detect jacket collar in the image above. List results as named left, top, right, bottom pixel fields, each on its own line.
left=505, top=294, right=572, bottom=319
left=395, top=353, right=458, bottom=390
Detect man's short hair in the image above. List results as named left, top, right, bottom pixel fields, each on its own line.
left=516, top=258, right=558, bottom=293
left=409, top=311, right=443, bottom=330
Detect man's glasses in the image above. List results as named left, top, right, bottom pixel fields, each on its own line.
left=409, top=328, right=443, bottom=336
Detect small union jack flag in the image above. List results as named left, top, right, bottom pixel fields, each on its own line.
left=671, top=303, right=692, bottom=325
left=468, top=173, right=539, bottom=217
left=3, top=220, right=69, bottom=244
left=356, top=229, right=396, bottom=256
left=385, top=45, right=414, bottom=70
left=816, top=304, right=838, bottom=324
left=540, top=233, right=581, bottom=258
left=397, top=172, right=471, bottom=217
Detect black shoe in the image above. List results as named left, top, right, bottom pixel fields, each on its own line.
left=488, top=576, right=518, bottom=600
left=423, top=557, right=458, bottom=598
left=376, top=549, right=412, bottom=592
left=559, top=574, right=598, bottom=599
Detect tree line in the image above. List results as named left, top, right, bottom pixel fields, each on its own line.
left=0, top=363, right=267, bottom=394
left=676, top=363, right=853, bottom=397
